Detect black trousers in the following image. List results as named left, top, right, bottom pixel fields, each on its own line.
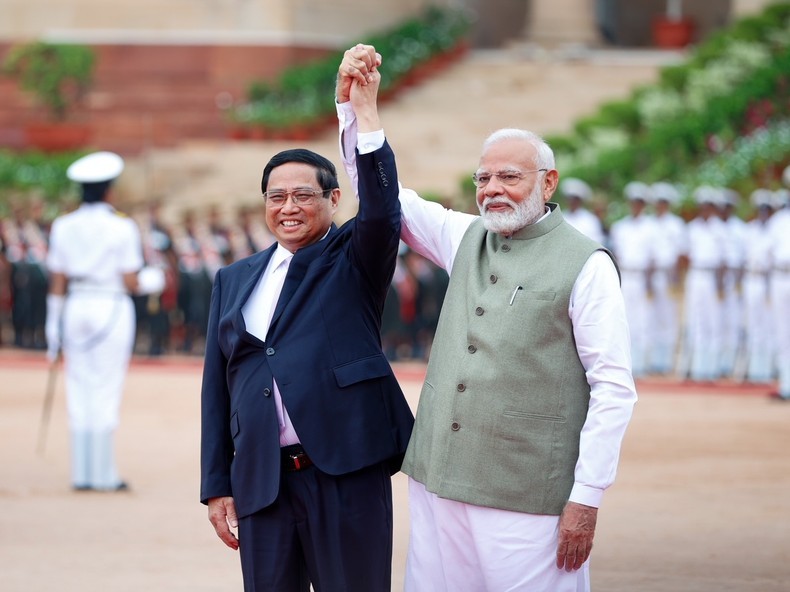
left=238, top=462, right=393, bottom=592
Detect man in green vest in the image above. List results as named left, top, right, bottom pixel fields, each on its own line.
left=336, top=44, right=638, bottom=591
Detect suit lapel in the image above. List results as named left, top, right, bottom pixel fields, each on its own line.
left=232, top=247, right=275, bottom=343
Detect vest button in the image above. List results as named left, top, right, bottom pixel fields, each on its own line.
left=501, top=243, right=511, bottom=252
left=456, top=383, right=466, bottom=392
left=451, top=422, right=460, bottom=431
left=467, top=344, right=477, bottom=354
left=489, top=274, right=497, bottom=283
left=262, top=388, right=272, bottom=397
left=475, top=306, right=484, bottom=316
left=266, top=347, right=275, bottom=356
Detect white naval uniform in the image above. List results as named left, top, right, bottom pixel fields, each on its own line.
left=742, top=218, right=774, bottom=382
left=719, top=215, right=747, bottom=377
left=768, top=208, right=790, bottom=398
left=338, top=102, right=637, bottom=592
left=683, top=215, right=728, bottom=381
left=609, top=213, right=656, bottom=377
left=563, top=207, right=605, bottom=245
left=46, top=202, right=143, bottom=489
left=649, top=211, right=687, bottom=374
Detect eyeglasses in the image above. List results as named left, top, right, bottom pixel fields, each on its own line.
left=471, top=169, right=547, bottom=188
left=263, top=188, right=330, bottom=208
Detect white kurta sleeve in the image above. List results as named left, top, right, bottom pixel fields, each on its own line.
left=568, top=251, right=638, bottom=507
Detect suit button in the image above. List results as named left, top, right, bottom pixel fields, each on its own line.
left=489, top=274, right=497, bottom=283
left=475, top=306, right=484, bottom=316
left=263, top=388, right=272, bottom=397
left=457, top=383, right=466, bottom=392
left=501, top=244, right=511, bottom=252
left=266, top=347, right=275, bottom=356
left=451, top=422, right=460, bottom=431
left=467, top=345, right=477, bottom=354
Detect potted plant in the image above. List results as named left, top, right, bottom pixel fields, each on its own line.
left=2, top=41, right=95, bottom=151
left=653, top=0, right=696, bottom=49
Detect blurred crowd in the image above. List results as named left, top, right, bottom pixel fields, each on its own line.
left=2, top=175, right=789, bottom=382
left=558, top=177, right=790, bottom=385
left=0, top=199, right=448, bottom=360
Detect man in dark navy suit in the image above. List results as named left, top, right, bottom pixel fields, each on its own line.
left=200, top=67, right=413, bottom=592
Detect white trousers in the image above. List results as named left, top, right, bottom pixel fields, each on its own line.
left=648, top=269, right=680, bottom=375
left=683, top=269, right=722, bottom=381
left=63, top=292, right=134, bottom=488
left=771, top=272, right=790, bottom=396
left=742, top=273, right=774, bottom=382
left=63, top=292, right=135, bottom=431
left=404, top=479, right=590, bottom=592
left=620, top=270, right=650, bottom=377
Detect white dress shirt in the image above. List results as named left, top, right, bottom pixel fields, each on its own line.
left=336, top=101, right=637, bottom=509
left=241, top=244, right=300, bottom=445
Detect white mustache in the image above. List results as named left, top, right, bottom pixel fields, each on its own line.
left=481, top=196, right=517, bottom=212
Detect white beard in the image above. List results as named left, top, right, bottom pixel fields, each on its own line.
left=478, top=186, right=546, bottom=235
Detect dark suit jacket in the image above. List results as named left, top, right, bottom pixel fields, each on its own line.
left=200, top=141, right=414, bottom=518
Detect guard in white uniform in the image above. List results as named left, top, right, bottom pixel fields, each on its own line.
left=559, top=177, right=606, bottom=245
left=46, top=151, right=163, bottom=491
left=716, top=188, right=747, bottom=378
left=648, top=182, right=687, bottom=375
left=609, top=181, right=656, bottom=377
left=768, top=173, right=790, bottom=400
left=681, top=186, right=728, bottom=381
left=742, top=189, right=775, bottom=383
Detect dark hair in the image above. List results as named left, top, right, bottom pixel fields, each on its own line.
left=261, top=149, right=340, bottom=194
left=81, top=180, right=112, bottom=203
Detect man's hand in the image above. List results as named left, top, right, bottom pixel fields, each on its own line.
left=556, top=501, right=597, bottom=571
left=207, top=496, right=240, bottom=550
left=336, top=43, right=381, bottom=104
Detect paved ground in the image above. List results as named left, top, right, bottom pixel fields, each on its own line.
left=129, top=46, right=677, bottom=225
left=1, top=347, right=788, bottom=592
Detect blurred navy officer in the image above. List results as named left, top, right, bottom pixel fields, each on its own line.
left=46, top=151, right=163, bottom=491
left=648, top=182, right=687, bottom=375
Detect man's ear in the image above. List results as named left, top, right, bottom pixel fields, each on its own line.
left=543, top=169, right=560, bottom=203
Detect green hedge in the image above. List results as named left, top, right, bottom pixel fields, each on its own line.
left=230, top=6, right=471, bottom=131
left=539, top=1, right=790, bottom=210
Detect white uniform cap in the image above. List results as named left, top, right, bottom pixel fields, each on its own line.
left=721, top=188, right=740, bottom=207
left=693, top=185, right=718, bottom=205
left=623, top=181, right=651, bottom=202
left=67, top=151, right=124, bottom=183
left=783, top=165, right=790, bottom=188
left=560, top=178, right=592, bottom=201
left=774, top=188, right=790, bottom=209
left=650, top=181, right=680, bottom=204
left=750, top=188, right=773, bottom=208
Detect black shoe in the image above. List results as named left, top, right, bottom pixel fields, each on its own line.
left=768, top=392, right=790, bottom=401
left=73, top=484, right=92, bottom=492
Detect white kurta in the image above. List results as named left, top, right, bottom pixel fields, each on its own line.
left=337, top=102, right=637, bottom=591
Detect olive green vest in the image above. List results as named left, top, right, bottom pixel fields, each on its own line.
left=402, top=203, right=613, bottom=515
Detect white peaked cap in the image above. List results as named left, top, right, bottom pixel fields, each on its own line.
left=651, top=181, right=680, bottom=204
left=693, top=185, right=718, bottom=205
left=623, top=181, right=650, bottom=201
left=67, top=151, right=125, bottom=183
left=783, top=165, right=790, bottom=188
left=750, top=188, right=773, bottom=208
left=560, top=177, right=592, bottom=201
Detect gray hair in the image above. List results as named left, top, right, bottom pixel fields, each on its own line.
left=482, top=128, right=555, bottom=171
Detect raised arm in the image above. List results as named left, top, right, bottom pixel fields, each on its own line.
left=335, top=45, right=475, bottom=274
